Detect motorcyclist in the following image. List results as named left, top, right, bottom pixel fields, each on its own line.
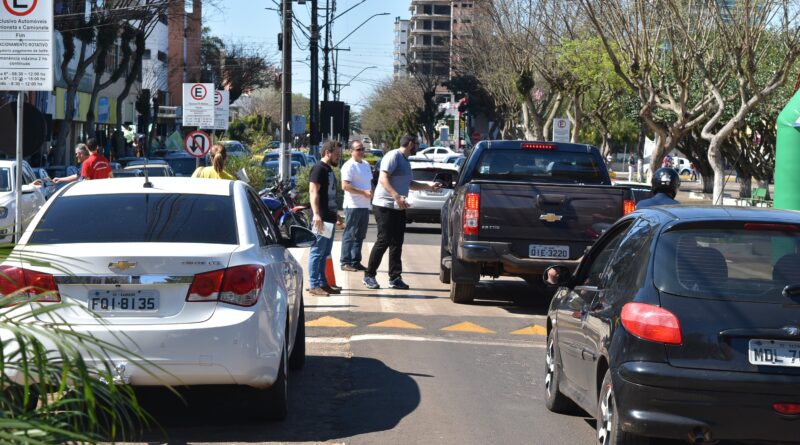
left=636, top=167, right=680, bottom=209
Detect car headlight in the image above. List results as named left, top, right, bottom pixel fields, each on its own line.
left=0, top=207, right=7, bottom=219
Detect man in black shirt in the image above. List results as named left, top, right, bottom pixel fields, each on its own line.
left=308, top=140, right=342, bottom=296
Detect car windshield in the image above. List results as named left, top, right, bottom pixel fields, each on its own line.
left=0, top=168, right=10, bottom=192
left=29, top=194, right=237, bottom=244
left=133, top=166, right=170, bottom=176
left=471, top=149, right=605, bottom=184
left=654, top=227, right=800, bottom=303
left=166, top=158, right=199, bottom=176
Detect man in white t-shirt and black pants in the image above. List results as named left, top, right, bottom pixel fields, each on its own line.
left=340, top=140, right=373, bottom=271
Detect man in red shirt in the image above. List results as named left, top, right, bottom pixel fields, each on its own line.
left=81, top=138, right=112, bottom=180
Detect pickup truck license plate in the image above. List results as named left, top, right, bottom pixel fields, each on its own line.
left=748, top=339, right=800, bottom=367
left=89, top=290, right=158, bottom=313
left=425, top=189, right=444, bottom=196
left=529, top=244, right=569, bottom=259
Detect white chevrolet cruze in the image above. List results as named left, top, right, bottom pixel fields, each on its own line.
left=1, top=177, right=314, bottom=419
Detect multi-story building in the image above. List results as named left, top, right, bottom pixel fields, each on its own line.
left=393, top=17, right=409, bottom=78
left=142, top=11, right=170, bottom=107
left=408, top=0, right=452, bottom=77
left=167, top=0, right=202, bottom=109
left=450, top=1, right=475, bottom=77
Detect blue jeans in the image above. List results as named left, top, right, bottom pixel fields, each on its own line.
left=308, top=224, right=336, bottom=289
left=340, top=208, right=369, bottom=266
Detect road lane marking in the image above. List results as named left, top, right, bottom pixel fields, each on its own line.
left=511, top=325, right=547, bottom=336
left=369, top=318, right=424, bottom=329
left=441, top=321, right=495, bottom=334
left=308, top=334, right=544, bottom=349
left=306, top=316, right=356, bottom=328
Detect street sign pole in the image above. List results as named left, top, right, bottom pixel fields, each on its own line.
left=280, top=0, right=293, bottom=184
left=14, top=91, right=22, bottom=243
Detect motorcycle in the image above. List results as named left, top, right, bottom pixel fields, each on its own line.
left=259, top=182, right=311, bottom=237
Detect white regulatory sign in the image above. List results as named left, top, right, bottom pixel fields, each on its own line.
left=0, top=0, right=54, bottom=91
left=184, top=130, right=211, bottom=158
left=213, top=90, right=229, bottom=130
left=552, top=118, right=571, bottom=143
left=182, top=83, right=214, bottom=128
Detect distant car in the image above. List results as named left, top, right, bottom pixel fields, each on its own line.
left=0, top=160, right=46, bottom=242
left=223, top=141, right=251, bottom=158
left=262, top=152, right=309, bottom=167
left=263, top=160, right=301, bottom=188
left=4, top=177, right=316, bottom=420
left=362, top=137, right=373, bottom=150
left=643, top=156, right=692, bottom=177
left=32, top=167, right=56, bottom=200
left=111, top=169, right=145, bottom=178
left=115, top=157, right=146, bottom=168
left=45, top=165, right=80, bottom=193
left=124, top=161, right=174, bottom=177
left=544, top=206, right=800, bottom=445
left=269, top=140, right=281, bottom=149
left=163, top=151, right=206, bottom=177
left=305, top=154, right=317, bottom=165
left=406, top=162, right=459, bottom=224
left=368, top=149, right=384, bottom=158
left=411, top=146, right=457, bottom=163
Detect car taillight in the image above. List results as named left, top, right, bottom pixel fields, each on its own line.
left=0, top=265, right=60, bottom=303
left=521, top=143, right=556, bottom=150
left=773, top=403, right=800, bottom=415
left=186, top=269, right=225, bottom=302
left=463, top=192, right=480, bottom=236
left=186, top=265, right=264, bottom=307
left=623, top=199, right=636, bottom=215
left=744, top=223, right=800, bottom=232
left=620, top=302, right=682, bottom=345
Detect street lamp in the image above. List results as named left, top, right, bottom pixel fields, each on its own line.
left=332, top=12, right=390, bottom=50
left=335, top=65, right=377, bottom=100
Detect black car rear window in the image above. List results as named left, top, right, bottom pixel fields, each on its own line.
left=654, top=228, right=800, bottom=303
left=166, top=158, right=200, bottom=176
left=471, top=149, right=605, bottom=184
left=29, top=194, right=237, bottom=244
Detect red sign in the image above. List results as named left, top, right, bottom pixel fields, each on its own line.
left=190, top=83, right=207, bottom=101
left=184, top=130, right=211, bottom=158
left=214, top=90, right=223, bottom=106
left=3, top=0, right=37, bottom=16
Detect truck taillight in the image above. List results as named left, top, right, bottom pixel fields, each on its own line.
left=0, top=265, right=60, bottom=303
left=186, top=265, right=264, bottom=307
left=463, top=192, right=480, bottom=235
left=623, top=199, right=636, bottom=215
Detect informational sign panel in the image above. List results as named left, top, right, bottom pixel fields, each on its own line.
left=184, top=130, right=211, bottom=158
left=182, top=83, right=214, bottom=127
left=292, top=114, right=306, bottom=136
left=213, top=90, right=229, bottom=130
left=552, top=118, right=571, bottom=143
left=0, top=0, right=53, bottom=91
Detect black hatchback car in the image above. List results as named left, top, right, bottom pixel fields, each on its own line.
left=544, top=206, right=800, bottom=444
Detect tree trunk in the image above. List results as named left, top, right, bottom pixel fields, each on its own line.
left=521, top=98, right=536, bottom=140
left=738, top=170, right=752, bottom=199
left=708, top=138, right=726, bottom=205
left=701, top=174, right=714, bottom=194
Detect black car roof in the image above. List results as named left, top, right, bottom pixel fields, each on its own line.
left=639, top=205, right=800, bottom=224
left=475, top=140, right=599, bottom=153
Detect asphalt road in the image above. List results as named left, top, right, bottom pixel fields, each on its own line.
left=125, top=221, right=747, bottom=445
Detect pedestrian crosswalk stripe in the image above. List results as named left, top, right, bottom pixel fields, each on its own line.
left=511, top=325, right=547, bottom=336
left=441, top=321, right=495, bottom=334
left=369, top=318, right=424, bottom=329
left=306, top=316, right=356, bottom=328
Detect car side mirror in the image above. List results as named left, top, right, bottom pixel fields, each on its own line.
left=543, top=265, right=572, bottom=287
left=287, top=225, right=316, bottom=248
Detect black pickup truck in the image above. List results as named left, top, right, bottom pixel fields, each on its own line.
left=440, top=141, right=640, bottom=303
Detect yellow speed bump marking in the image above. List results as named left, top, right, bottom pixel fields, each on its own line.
left=511, top=325, right=547, bottom=336
left=306, top=316, right=355, bottom=328
left=369, top=318, right=423, bottom=330
left=441, top=321, right=495, bottom=334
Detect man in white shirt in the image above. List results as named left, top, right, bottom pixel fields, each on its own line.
left=340, top=140, right=374, bottom=271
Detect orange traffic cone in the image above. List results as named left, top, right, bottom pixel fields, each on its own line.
left=324, top=255, right=337, bottom=288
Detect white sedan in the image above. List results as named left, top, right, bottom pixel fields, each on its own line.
left=2, top=177, right=314, bottom=419
left=412, top=146, right=457, bottom=162
left=0, top=160, right=46, bottom=242
left=406, top=162, right=460, bottom=224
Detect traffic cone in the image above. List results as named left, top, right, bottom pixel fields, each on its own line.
left=324, top=255, right=337, bottom=288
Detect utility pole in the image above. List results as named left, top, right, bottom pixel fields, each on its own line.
left=332, top=47, right=350, bottom=101
left=280, top=0, right=293, bottom=183
left=322, top=0, right=335, bottom=103
left=309, top=0, right=320, bottom=157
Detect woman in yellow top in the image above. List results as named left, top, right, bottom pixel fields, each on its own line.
left=192, top=143, right=236, bottom=180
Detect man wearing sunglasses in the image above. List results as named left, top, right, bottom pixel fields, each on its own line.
left=340, top=140, right=373, bottom=272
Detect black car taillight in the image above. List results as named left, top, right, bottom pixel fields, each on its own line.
left=621, top=302, right=682, bottom=345
left=463, top=192, right=480, bottom=236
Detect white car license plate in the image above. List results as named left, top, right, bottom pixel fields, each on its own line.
left=748, top=339, right=800, bottom=367
left=426, top=189, right=444, bottom=196
left=529, top=244, right=569, bottom=259
left=88, top=290, right=159, bottom=313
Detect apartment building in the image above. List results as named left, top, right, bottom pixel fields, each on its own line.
left=393, top=17, right=409, bottom=78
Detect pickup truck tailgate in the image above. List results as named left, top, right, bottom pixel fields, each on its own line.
left=477, top=183, right=627, bottom=260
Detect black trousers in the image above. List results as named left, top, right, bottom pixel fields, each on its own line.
left=366, top=205, right=406, bottom=280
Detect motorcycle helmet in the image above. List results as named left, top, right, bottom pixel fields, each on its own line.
left=651, top=167, right=680, bottom=198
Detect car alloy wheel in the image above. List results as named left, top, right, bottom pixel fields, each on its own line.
left=597, top=370, right=648, bottom=445
left=544, top=331, right=573, bottom=413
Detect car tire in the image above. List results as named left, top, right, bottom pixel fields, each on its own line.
left=439, top=237, right=451, bottom=284
left=680, top=169, right=691, bottom=176
left=251, top=341, right=289, bottom=421
left=289, top=298, right=305, bottom=371
left=597, top=370, right=649, bottom=445
left=544, top=331, right=575, bottom=413
left=450, top=281, right=475, bottom=303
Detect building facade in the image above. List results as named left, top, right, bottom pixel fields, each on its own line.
left=408, top=0, right=452, bottom=77
left=167, top=0, right=203, bottom=110
left=393, top=17, right=410, bottom=78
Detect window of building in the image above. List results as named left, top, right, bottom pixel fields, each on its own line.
left=434, top=20, right=451, bottom=31
left=433, top=36, right=449, bottom=46
left=423, top=4, right=432, bottom=14
left=434, top=5, right=451, bottom=14
left=423, top=35, right=432, bottom=45
left=143, top=49, right=151, bottom=60
left=423, top=20, right=432, bottom=30
left=157, top=51, right=167, bottom=63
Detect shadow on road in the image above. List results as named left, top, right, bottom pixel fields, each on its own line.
left=133, top=355, right=420, bottom=443
left=404, top=225, right=441, bottom=234
left=468, top=280, right=552, bottom=316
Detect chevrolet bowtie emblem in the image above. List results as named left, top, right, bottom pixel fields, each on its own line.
left=540, top=213, right=563, bottom=223
left=109, top=261, right=137, bottom=271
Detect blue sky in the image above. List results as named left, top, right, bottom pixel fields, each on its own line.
left=206, top=0, right=411, bottom=111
